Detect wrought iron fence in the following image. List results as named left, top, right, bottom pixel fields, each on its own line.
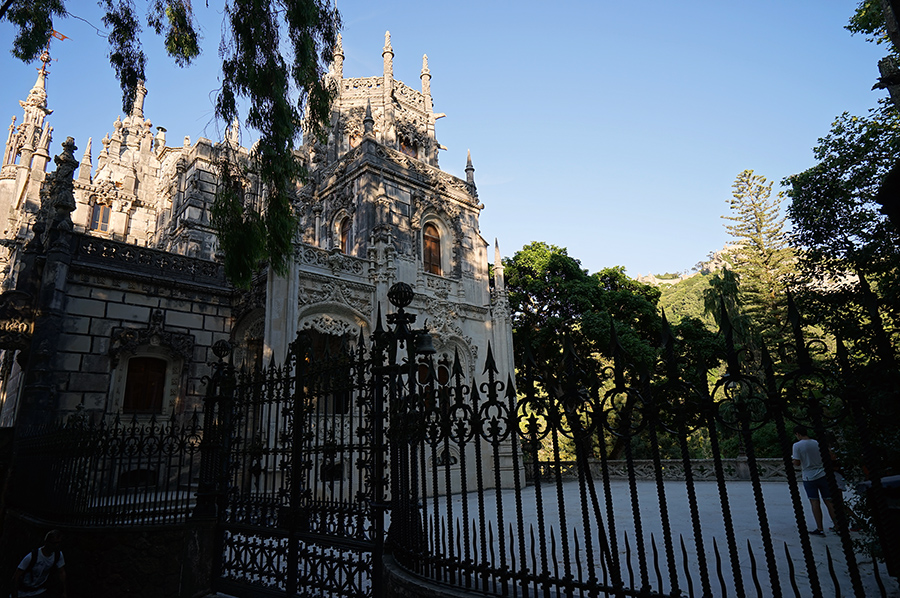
left=10, top=410, right=202, bottom=526
left=209, top=332, right=380, bottom=598
left=528, top=457, right=797, bottom=482
left=7, top=281, right=898, bottom=598
left=384, top=295, right=900, bottom=598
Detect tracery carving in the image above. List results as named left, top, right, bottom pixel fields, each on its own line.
left=342, top=77, right=383, bottom=95
left=109, top=309, right=195, bottom=366
left=426, top=276, right=452, bottom=299
left=491, top=289, right=511, bottom=321
left=298, top=245, right=366, bottom=276
left=422, top=296, right=476, bottom=362
left=393, top=81, right=425, bottom=111
left=299, top=314, right=358, bottom=338
left=395, top=114, right=428, bottom=147
left=329, top=184, right=355, bottom=213
left=77, top=236, right=223, bottom=282
left=340, top=107, right=366, bottom=137
left=297, top=280, right=372, bottom=315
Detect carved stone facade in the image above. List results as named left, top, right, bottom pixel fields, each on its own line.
left=0, top=34, right=515, bottom=443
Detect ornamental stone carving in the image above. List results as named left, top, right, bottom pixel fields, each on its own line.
left=425, top=276, right=452, bottom=299
left=340, top=107, right=366, bottom=137
left=422, top=296, right=475, bottom=361
left=298, top=245, right=366, bottom=276
left=395, top=114, right=428, bottom=147
left=298, top=280, right=372, bottom=315
left=298, top=314, right=358, bottom=338
left=0, top=290, right=34, bottom=350
left=109, top=309, right=195, bottom=366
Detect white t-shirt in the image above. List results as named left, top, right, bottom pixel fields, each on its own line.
left=792, top=438, right=826, bottom=482
left=17, top=548, right=65, bottom=597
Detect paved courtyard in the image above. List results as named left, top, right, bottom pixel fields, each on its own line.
left=435, top=478, right=900, bottom=597
left=209, top=479, right=899, bottom=598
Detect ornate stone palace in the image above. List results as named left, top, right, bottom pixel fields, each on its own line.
left=0, top=35, right=514, bottom=432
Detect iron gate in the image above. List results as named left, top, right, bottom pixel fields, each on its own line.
left=209, top=331, right=384, bottom=598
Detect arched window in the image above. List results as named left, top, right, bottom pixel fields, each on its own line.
left=123, top=356, right=167, bottom=414
left=90, top=204, right=111, bottom=232
left=423, top=223, right=441, bottom=275
left=339, top=216, right=351, bottom=254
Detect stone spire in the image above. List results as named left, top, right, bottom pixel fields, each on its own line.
left=382, top=31, right=393, bottom=78
left=465, top=150, right=475, bottom=185
left=20, top=50, right=53, bottom=128
left=333, top=33, right=344, bottom=81
left=226, top=118, right=240, bottom=146
left=382, top=31, right=394, bottom=144
left=420, top=54, right=431, bottom=97
left=78, top=137, right=92, bottom=182
left=7, top=49, right=54, bottom=208
left=131, top=80, right=147, bottom=121
left=364, top=99, right=375, bottom=138
left=494, top=238, right=505, bottom=292
left=2, top=116, right=16, bottom=166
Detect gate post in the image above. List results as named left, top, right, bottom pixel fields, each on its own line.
left=195, top=340, right=235, bottom=518
left=371, top=317, right=389, bottom=598
left=286, top=333, right=309, bottom=597
left=379, top=283, right=434, bottom=568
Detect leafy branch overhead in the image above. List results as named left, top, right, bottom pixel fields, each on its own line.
left=1, top=0, right=341, bottom=287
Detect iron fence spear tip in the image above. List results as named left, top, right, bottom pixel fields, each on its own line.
left=483, top=341, right=497, bottom=375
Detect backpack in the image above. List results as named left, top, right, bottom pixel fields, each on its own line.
left=18, top=548, right=60, bottom=592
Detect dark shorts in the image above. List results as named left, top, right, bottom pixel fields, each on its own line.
left=803, top=476, right=832, bottom=500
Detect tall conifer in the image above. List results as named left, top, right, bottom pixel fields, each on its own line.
left=722, top=170, right=795, bottom=344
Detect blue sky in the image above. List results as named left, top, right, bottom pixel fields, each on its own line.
left=0, top=2, right=887, bottom=277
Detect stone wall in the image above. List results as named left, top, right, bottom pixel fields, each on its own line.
left=49, top=234, right=231, bottom=417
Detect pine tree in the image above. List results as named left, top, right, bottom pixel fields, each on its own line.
left=722, top=170, right=795, bottom=344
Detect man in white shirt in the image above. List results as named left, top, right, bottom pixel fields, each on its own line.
left=11, top=530, right=67, bottom=598
left=792, top=426, right=838, bottom=536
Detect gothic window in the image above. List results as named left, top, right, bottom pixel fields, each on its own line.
left=339, top=216, right=351, bottom=254
left=122, top=356, right=167, bottom=414
left=423, top=223, right=441, bottom=275
left=90, top=204, right=111, bottom=232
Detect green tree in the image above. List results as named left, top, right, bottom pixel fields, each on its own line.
left=503, top=242, right=660, bottom=378
left=721, top=170, right=796, bottom=345
left=783, top=105, right=900, bottom=365
left=503, top=242, right=723, bottom=459
left=1, top=0, right=341, bottom=287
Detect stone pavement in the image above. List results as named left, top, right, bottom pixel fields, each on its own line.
left=206, top=479, right=900, bottom=597
left=437, top=478, right=899, bottom=597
